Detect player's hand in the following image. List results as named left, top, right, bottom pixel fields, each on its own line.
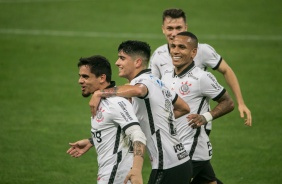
left=66, top=139, right=93, bottom=158
left=238, top=104, right=252, bottom=126
left=124, top=168, right=143, bottom=184
left=89, top=91, right=102, bottom=117
left=187, top=114, right=207, bottom=129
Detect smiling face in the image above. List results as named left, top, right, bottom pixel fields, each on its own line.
left=162, top=17, right=187, bottom=44
left=115, top=50, right=137, bottom=81
left=170, top=35, right=197, bottom=74
left=78, top=65, right=101, bottom=97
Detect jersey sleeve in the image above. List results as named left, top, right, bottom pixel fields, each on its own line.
left=199, top=72, right=226, bottom=100
left=131, top=75, right=176, bottom=102
left=109, top=98, right=139, bottom=129
left=198, top=44, right=222, bottom=70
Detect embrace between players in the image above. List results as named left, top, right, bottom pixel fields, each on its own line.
left=66, top=8, right=252, bottom=184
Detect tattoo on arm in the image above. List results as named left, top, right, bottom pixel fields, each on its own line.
left=101, top=86, right=118, bottom=97
left=212, top=92, right=234, bottom=120
left=133, top=141, right=145, bottom=158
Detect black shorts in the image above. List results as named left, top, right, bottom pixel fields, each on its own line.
left=191, top=160, right=216, bottom=183
left=148, top=160, right=192, bottom=184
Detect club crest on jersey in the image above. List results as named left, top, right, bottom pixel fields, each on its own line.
left=96, top=107, right=105, bottom=123
left=179, top=81, right=191, bottom=95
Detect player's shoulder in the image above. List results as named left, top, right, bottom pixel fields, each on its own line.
left=105, top=96, right=130, bottom=106
left=198, top=43, right=217, bottom=53
left=191, top=66, right=208, bottom=77
left=196, top=68, right=218, bottom=82
left=151, top=44, right=169, bottom=57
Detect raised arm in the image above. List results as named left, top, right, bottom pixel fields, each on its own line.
left=217, top=59, right=252, bottom=126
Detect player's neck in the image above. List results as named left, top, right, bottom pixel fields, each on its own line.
left=99, top=82, right=111, bottom=90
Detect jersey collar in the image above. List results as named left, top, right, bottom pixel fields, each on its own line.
left=173, top=61, right=195, bottom=78
left=105, top=81, right=116, bottom=89
left=133, top=69, right=151, bottom=79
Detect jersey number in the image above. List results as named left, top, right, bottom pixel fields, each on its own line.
left=92, top=131, right=102, bottom=143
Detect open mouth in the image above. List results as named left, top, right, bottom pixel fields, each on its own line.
left=172, top=56, right=181, bottom=60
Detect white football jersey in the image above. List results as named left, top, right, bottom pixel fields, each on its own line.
left=149, top=43, right=222, bottom=78
left=90, top=83, right=139, bottom=184
left=130, top=69, right=190, bottom=170
left=149, top=43, right=222, bottom=130
left=162, top=62, right=226, bottom=161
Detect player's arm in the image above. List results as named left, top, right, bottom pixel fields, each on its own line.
left=89, top=84, right=148, bottom=117
left=216, top=59, right=252, bottom=126
left=172, top=95, right=190, bottom=119
left=188, top=91, right=234, bottom=128
left=66, top=138, right=93, bottom=158
left=123, top=125, right=146, bottom=184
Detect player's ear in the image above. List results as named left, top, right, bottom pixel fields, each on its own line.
left=162, top=24, right=165, bottom=34
left=135, top=57, right=143, bottom=68
left=191, top=48, right=197, bottom=59
left=99, top=74, right=107, bottom=83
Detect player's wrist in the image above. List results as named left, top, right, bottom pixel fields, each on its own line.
left=93, top=90, right=102, bottom=98
left=88, top=138, right=94, bottom=145
left=201, top=112, right=213, bottom=122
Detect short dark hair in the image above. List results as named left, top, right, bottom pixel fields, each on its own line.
left=118, top=40, right=151, bottom=64
left=162, top=8, right=186, bottom=23
left=77, top=55, right=112, bottom=82
left=177, top=31, right=198, bottom=48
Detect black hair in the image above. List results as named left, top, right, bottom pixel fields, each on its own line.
left=177, top=31, right=198, bottom=48
left=118, top=40, right=151, bottom=64
left=77, top=55, right=112, bottom=82
left=162, top=8, right=186, bottom=23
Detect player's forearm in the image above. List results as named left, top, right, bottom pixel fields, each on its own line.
left=211, top=92, right=234, bottom=120
left=174, top=108, right=189, bottom=119
left=95, top=85, right=145, bottom=98
left=132, top=141, right=145, bottom=171
left=223, top=66, right=246, bottom=105
left=173, top=96, right=190, bottom=119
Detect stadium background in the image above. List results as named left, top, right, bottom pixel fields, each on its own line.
left=0, top=0, right=281, bottom=183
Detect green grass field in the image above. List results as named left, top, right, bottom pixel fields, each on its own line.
left=0, top=0, right=281, bottom=183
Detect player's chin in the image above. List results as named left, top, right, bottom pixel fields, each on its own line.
left=82, top=92, right=91, bottom=97
left=118, top=72, right=126, bottom=78
left=172, top=60, right=180, bottom=66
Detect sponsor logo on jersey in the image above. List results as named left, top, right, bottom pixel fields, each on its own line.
left=152, top=77, right=164, bottom=87
left=207, top=141, right=213, bottom=156
left=187, top=72, right=199, bottom=80
left=162, top=89, right=172, bottom=98
left=207, top=73, right=221, bottom=90
left=164, top=69, right=173, bottom=75
left=173, top=143, right=189, bottom=160
left=157, top=50, right=167, bottom=55
left=96, top=107, right=105, bottom=123
left=118, top=101, right=134, bottom=122
left=177, top=150, right=189, bottom=160
left=179, top=81, right=191, bottom=95
left=173, top=143, right=185, bottom=152
left=164, top=99, right=171, bottom=112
